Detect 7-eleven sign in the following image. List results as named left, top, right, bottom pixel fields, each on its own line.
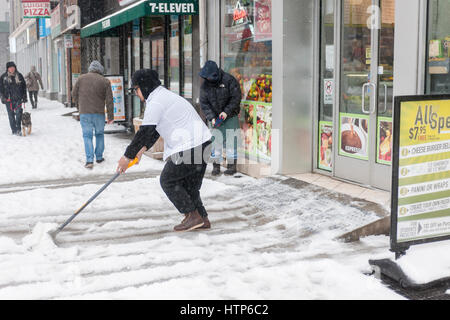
left=22, top=0, right=51, bottom=19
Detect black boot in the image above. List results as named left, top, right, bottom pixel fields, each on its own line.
left=211, top=163, right=221, bottom=176
left=224, top=160, right=237, bottom=176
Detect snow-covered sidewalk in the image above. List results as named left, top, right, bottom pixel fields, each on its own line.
left=0, top=99, right=163, bottom=185
left=0, top=175, right=402, bottom=299
left=0, top=98, right=430, bottom=299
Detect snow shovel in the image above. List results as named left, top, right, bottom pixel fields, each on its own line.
left=48, top=158, right=139, bottom=241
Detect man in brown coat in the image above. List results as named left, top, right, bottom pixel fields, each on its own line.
left=25, top=66, right=44, bottom=109
left=72, top=61, right=114, bottom=169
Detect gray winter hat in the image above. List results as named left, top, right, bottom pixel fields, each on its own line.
left=88, top=60, right=104, bottom=75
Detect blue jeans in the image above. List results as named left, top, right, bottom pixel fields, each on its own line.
left=210, top=115, right=239, bottom=164
left=5, top=102, right=23, bottom=134
left=80, top=114, right=105, bottom=163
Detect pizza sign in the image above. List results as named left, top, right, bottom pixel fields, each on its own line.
left=22, top=0, right=51, bottom=18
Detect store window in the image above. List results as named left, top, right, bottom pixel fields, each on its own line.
left=143, top=16, right=165, bottom=85
left=182, top=15, right=193, bottom=99
left=142, top=15, right=193, bottom=100
left=222, top=0, right=272, bottom=163
left=426, top=0, right=450, bottom=94
left=143, top=38, right=151, bottom=69
left=169, top=15, right=180, bottom=95
left=318, top=0, right=335, bottom=172
left=132, top=19, right=141, bottom=118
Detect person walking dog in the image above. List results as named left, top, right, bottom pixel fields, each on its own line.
left=116, top=69, right=213, bottom=232
left=199, top=60, right=242, bottom=176
left=25, top=66, right=44, bottom=109
left=0, top=61, right=28, bottom=136
left=72, top=61, right=114, bottom=169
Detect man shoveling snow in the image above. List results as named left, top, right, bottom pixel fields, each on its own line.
left=116, top=69, right=212, bottom=232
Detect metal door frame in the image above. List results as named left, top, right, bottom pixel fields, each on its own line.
left=332, top=0, right=392, bottom=190
left=314, top=0, right=429, bottom=192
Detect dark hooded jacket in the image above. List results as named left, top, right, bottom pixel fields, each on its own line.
left=0, top=62, right=27, bottom=104
left=199, top=61, right=242, bottom=121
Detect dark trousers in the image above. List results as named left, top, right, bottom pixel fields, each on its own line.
left=160, top=141, right=212, bottom=217
left=5, top=101, right=23, bottom=134
left=29, top=91, right=38, bottom=108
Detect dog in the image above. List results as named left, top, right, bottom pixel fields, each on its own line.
left=21, top=112, right=32, bottom=136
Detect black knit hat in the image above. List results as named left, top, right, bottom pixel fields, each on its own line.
left=6, top=61, right=16, bottom=70
left=199, top=60, right=221, bottom=83
left=131, top=69, right=161, bottom=100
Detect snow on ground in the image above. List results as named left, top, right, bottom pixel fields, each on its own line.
left=0, top=99, right=163, bottom=185
left=394, top=241, right=450, bottom=285
left=0, top=177, right=401, bottom=300
left=0, top=98, right=414, bottom=299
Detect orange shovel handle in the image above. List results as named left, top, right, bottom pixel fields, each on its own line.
left=127, top=157, right=139, bottom=168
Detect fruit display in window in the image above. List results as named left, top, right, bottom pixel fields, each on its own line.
left=246, top=74, right=272, bottom=103
left=231, top=70, right=272, bottom=103
left=231, top=70, right=247, bottom=100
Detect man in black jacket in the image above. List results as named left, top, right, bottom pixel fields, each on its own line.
left=0, top=62, right=28, bottom=136
left=199, top=60, right=242, bottom=176
left=117, top=69, right=213, bottom=232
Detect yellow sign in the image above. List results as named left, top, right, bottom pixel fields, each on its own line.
left=396, top=98, right=450, bottom=243
left=400, top=100, right=450, bottom=148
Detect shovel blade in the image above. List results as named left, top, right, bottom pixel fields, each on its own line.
left=47, top=229, right=60, bottom=244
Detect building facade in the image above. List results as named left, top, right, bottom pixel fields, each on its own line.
left=8, top=0, right=80, bottom=102
left=0, top=0, right=10, bottom=70
left=80, top=0, right=202, bottom=129
left=50, top=0, right=82, bottom=104
left=5, top=0, right=449, bottom=192
left=8, top=0, right=57, bottom=99
left=205, top=0, right=450, bottom=190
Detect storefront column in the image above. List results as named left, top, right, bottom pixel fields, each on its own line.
left=206, top=0, right=220, bottom=62
left=192, top=10, right=202, bottom=113
left=49, top=38, right=59, bottom=100
left=272, top=0, right=316, bottom=175
left=393, top=0, right=427, bottom=97
left=199, top=0, right=208, bottom=68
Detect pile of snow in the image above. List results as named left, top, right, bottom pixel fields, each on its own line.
left=104, top=122, right=128, bottom=133
left=22, top=222, right=59, bottom=251
left=394, top=241, right=450, bottom=285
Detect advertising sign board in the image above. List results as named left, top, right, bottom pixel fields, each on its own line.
left=391, top=95, right=450, bottom=255
left=64, top=34, right=73, bottom=48
left=22, top=0, right=51, bottom=18
left=105, top=76, right=126, bottom=121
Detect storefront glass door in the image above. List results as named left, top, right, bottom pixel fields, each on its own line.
left=143, top=16, right=166, bottom=85
left=325, top=0, right=395, bottom=190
